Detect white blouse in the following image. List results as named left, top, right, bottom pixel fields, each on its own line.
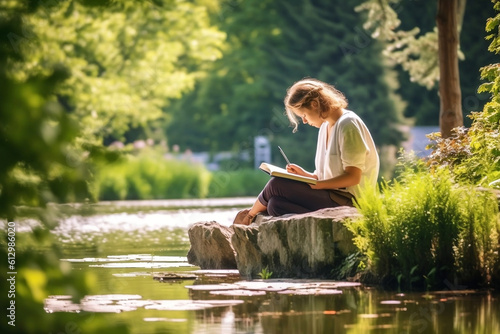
left=314, top=110, right=379, bottom=198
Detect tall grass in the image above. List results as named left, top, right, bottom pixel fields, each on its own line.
left=93, top=153, right=212, bottom=200
left=207, top=169, right=269, bottom=198
left=92, top=152, right=269, bottom=200
left=349, top=162, right=499, bottom=290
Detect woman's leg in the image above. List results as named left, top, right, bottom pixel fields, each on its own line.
left=232, top=196, right=267, bottom=225
left=235, top=177, right=340, bottom=224
left=256, top=177, right=337, bottom=216
left=266, top=196, right=310, bottom=216
left=248, top=197, right=267, bottom=217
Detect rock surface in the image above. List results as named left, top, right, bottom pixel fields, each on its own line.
left=187, top=207, right=360, bottom=279
left=186, top=221, right=237, bottom=269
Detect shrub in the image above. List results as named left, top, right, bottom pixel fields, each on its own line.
left=415, top=1, right=500, bottom=288
left=93, top=152, right=212, bottom=200
left=207, top=169, right=269, bottom=198
left=92, top=154, right=269, bottom=200
left=349, top=159, right=499, bottom=290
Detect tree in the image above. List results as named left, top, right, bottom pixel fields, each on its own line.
left=0, top=2, right=133, bottom=333
left=0, top=1, right=225, bottom=332
left=167, top=0, right=405, bottom=170
left=437, top=0, right=463, bottom=137
left=356, top=0, right=467, bottom=137
left=394, top=1, right=496, bottom=128
left=0, top=1, right=88, bottom=219
left=10, top=0, right=225, bottom=145
left=427, top=0, right=500, bottom=186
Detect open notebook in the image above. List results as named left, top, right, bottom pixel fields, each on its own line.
left=259, top=162, right=317, bottom=185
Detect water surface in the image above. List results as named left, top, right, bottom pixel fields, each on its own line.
left=20, top=199, right=500, bottom=333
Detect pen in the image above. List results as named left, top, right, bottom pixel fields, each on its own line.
left=278, top=146, right=291, bottom=165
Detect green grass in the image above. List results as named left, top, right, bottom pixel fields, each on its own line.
left=93, top=154, right=212, bottom=200
left=92, top=153, right=269, bottom=201
left=207, top=169, right=269, bottom=198
left=348, top=163, right=500, bottom=290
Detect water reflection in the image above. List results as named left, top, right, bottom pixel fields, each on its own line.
left=47, top=251, right=500, bottom=334
left=188, top=283, right=499, bottom=334
left=19, top=200, right=499, bottom=334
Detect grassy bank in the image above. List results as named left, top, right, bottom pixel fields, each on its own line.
left=207, top=169, right=269, bottom=198
left=348, top=159, right=500, bottom=290
left=91, top=152, right=500, bottom=290
left=91, top=153, right=268, bottom=201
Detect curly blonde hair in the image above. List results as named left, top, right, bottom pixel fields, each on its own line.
left=284, top=78, right=348, bottom=132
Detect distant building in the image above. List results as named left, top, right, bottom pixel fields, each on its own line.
left=164, top=136, right=269, bottom=171
left=402, top=126, right=440, bottom=157
left=254, top=136, right=271, bottom=169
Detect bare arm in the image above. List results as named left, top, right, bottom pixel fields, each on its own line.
left=309, top=166, right=362, bottom=190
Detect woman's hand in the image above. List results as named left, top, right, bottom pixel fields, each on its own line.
left=286, top=164, right=316, bottom=179
left=286, top=163, right=304, bottom=175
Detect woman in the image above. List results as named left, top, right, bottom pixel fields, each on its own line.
left=233, top=78, right=379, bottom=225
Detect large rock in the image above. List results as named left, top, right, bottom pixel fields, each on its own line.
left=186, top=221, right=237, bottom=269
left=232, top=207, right=360, bottom=278
left=186, top=207, right=360, bottom=278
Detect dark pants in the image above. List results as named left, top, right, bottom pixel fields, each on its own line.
left=257, top=177, right=354, bottom=216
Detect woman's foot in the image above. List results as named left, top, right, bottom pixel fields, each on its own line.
left=232, top=209, right=255, bottom=225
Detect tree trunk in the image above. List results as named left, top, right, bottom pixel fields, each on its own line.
left=437, top=0, right=463, bottom=138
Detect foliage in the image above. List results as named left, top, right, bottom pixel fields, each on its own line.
left=426, top=125, right=500, bottom=187
left=92, top=153, right=268, bottom=200
left=0, top=2, right=129, bottom=333
left=356, top=0, right=442, bottom=89
left=0, top=1, right=224, bottom=332
left=472, top=0, right=500, bottom=186
left=0, top=12, right=90, bottom=219
left=331, top=251, right=367, bottom=280
left=425, top=1, right=500, bottom=187
left=93, top=150, right=213, bottom=200
left=350, top=0, right=500, bottom=290
left=208, top=169, right=269, bottom=198
left=425, top=128, right=474, bottom=180
left=258, top=266, right=273, bottom=279
left=167, top=0, right=405, bottom=164
left=349, top=159, right=499, bottom=290
left=10, top=0, right=225, bottom=144
left=357, top=0, right=496, bottom=128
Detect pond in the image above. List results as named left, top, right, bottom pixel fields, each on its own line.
left=19, top=198, right=500, bottom=333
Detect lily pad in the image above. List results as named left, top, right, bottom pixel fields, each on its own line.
left=380, top=300, right=402, bottom=305
left=145, top=299, right=243, bottom=311
left=277, top=289, right=343, bottom=295
left=233, top=281, right=299, bottom=292
left=153, top=272, right=198, bottom=281
left=210, top=289, right=267, bottom=297
left=89, top=262, right=193, bottom=269
left=143, top=318, right=188, bottom=322
left=184, top=283, right=240, bottom=291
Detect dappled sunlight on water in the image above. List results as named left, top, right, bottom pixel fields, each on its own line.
left=44, top=293, right=245, bottom=313
left=56, top=208, right=238, bottom=236
left=33, top=198, right=253, bottom=257
left=63, top=254, right=195, bottom=269
left=10, top=198, right=499, bottom=333
left=47, top=248, right=500, bottom=333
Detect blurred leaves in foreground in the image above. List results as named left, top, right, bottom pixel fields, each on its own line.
left=0, top=0, right=223, bottom=332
